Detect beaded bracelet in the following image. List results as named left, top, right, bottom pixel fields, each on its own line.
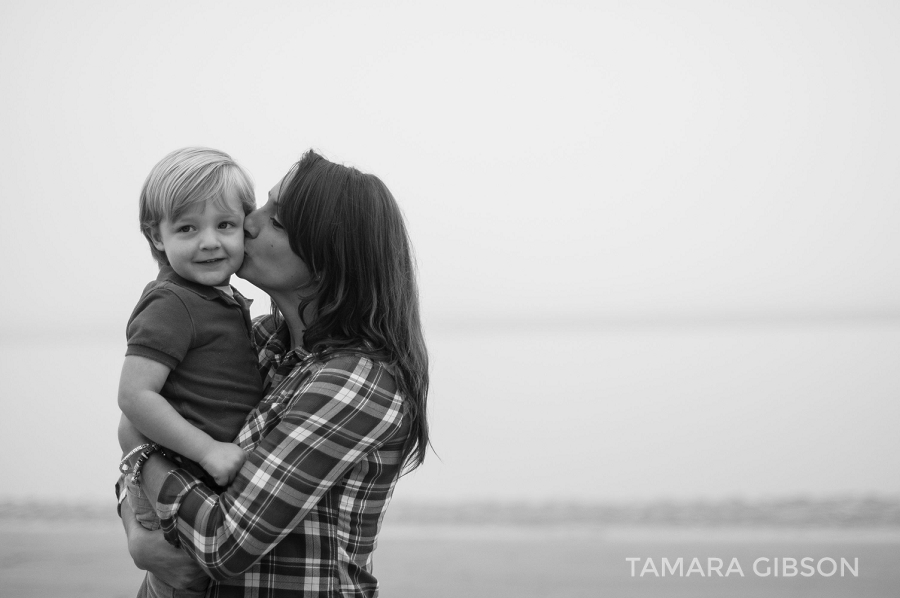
left=119, top=443, right=154, bottom=475
left=130, top=443, right=163, bottom=486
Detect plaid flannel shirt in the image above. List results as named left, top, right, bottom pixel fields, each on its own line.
left=156, top=315, right=410, bottom=597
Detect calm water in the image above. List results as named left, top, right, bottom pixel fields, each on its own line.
left=1, top=319, right=899, bottom=503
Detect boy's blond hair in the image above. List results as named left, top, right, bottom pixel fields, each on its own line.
left=139, top=147, right=255, bottom=266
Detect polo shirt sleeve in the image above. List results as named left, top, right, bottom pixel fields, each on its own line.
left=126, top=288, right=194, bottom=370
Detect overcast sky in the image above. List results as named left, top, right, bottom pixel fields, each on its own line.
left=1, top=2, right=899, bottom=503
left=1, top=0, right=898, bottom=333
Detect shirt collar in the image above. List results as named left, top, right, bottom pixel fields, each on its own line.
left=156, top=265, right=252, bottom=307
left=263, top=318, right=310, bottom=364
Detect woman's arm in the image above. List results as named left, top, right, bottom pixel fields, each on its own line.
left=120, top=497, right=208, bottom=589
left=137, top=355, right=406, bottom=580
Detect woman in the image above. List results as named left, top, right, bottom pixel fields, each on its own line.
left=119, top=150, right=429, bottom=597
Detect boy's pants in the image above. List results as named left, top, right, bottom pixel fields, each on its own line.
left=126, top=476, right=210, bottom=598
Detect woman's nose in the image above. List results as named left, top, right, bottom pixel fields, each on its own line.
left=243, top=209, right=260, bottom=239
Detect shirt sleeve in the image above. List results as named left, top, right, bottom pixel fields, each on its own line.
left=125, top=288, right=194, bottom=370
left=155, top=355, right=406, bottom=580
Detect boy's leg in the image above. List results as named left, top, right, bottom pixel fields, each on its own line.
left=126, top=477, right=210, bottom=598
left=125, top=475, right=161, bottom=531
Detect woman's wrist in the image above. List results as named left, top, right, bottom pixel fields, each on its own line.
left=120, top=442, right=155, bottom=478
left=140, top=452, right=176, bottom=506
left=128, top=443, right=163, bottom=486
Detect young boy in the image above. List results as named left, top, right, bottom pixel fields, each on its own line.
left=118, top=148, right=264, bottom=597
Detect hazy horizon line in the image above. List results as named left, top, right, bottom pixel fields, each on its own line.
left=3, top=495, right=899, bottom=527
left=426, top=309, right=900, bottom=331
left=6, top=308, right=900, bottom=340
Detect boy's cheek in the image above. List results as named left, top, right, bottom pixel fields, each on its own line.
left=226, top=233, right=245, bottom=253
left=230, top=241, right=246, bottom=270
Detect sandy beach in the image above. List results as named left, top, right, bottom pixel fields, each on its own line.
left=2, top=516, right=898, bottom=598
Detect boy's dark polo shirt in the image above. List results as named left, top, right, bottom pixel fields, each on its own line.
left=125, top=266, right=264, bottom=446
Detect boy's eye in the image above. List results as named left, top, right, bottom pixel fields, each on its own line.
left=218, top=221, right=236, bottom=229
left=271, top=218, right=283, bottom=230
left=177, top=225, right=195, bottom=233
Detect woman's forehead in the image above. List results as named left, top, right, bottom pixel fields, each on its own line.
left=267, top=181, right=284, bottom=206
left=270, top=165, right=299, bottom=199
left=268, top=177, right=287, bottom=202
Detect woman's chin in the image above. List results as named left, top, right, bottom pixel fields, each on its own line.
left=236, top=258, right=250, bottom=280
left=234, top=268, right=267, bottom=294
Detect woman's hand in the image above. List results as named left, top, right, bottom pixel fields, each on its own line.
left=121, top=499, right=208, bottom=589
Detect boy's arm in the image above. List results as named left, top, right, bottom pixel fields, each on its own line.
left=118, top=413, right=150, bottom=453
left=117, top=355, right=245, bottom=485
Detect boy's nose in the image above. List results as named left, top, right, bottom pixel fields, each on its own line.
left=199, top=229, right=221, bottom=250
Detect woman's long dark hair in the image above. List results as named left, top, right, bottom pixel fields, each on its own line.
left=275, top=150, right=429, bottom=472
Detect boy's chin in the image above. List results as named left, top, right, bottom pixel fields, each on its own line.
left=171, top=262, right=238, bottom=287
left=188, top=272, right=234, bottom=287
left=208, top=274, right=234, bottom=287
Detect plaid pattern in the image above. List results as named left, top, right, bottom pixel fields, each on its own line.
left=156, top=315, right=410, bottom=597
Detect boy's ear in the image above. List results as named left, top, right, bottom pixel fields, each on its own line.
left=149, top=226, right=165, bottom=252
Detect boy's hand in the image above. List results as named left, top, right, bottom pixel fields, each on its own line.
left=199, top=442, right=247, bottom=487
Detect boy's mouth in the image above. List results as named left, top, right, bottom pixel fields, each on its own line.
left=197, top=258, right=225, bottom=264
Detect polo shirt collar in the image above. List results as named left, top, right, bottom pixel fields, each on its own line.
left=156, top=265, right=252, bottom=307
